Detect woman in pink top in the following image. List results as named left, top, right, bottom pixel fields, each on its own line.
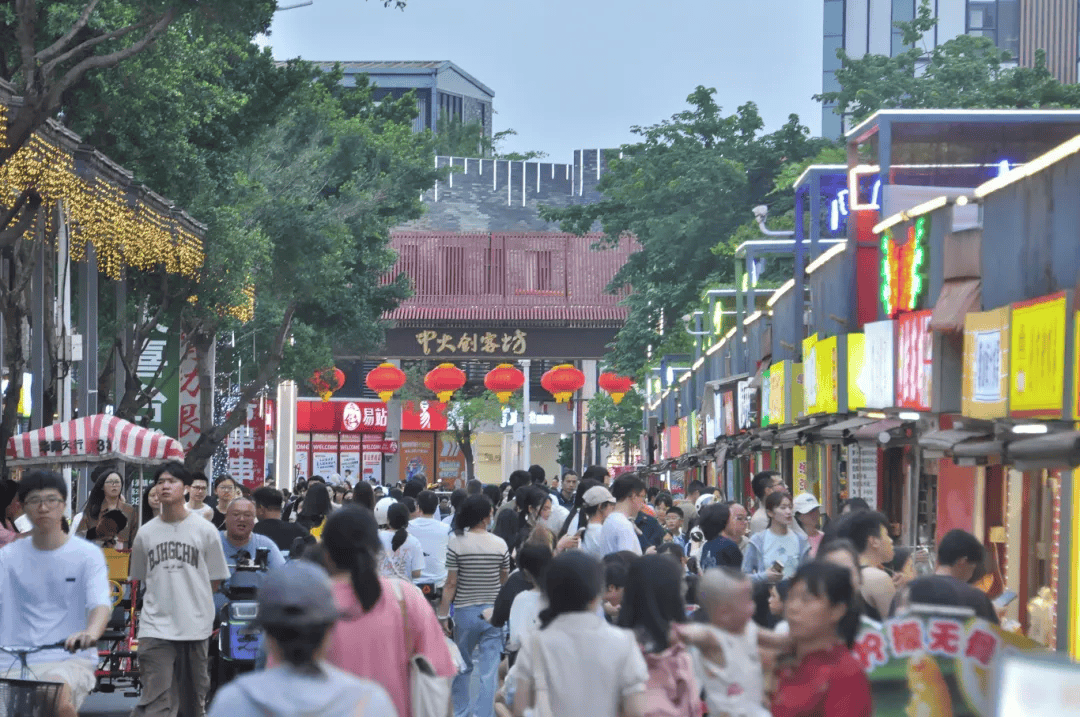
left=321, top=505, right=456, bottom=717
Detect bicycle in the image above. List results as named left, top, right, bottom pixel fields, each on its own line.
left=0, top=641, right=68, bottom=717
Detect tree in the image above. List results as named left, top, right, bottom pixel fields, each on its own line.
left=540, top=87, right=828, bottom=378
left=587, top=389, right=644, bottom=466
left=433, top=116, right=547, bottom=161
left=816, top=0, right=1080, bottom=124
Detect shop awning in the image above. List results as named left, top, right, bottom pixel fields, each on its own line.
left=1005, top=432, right=1080, bottom=471
left=820, top=417, right=877, bottom=443
left=6, top=415, right=184, bottom=466
left=919, top=429, right=992, bottom=454
left=774, top=424, right=819, bottom=446
left=930, top=279, right=981, bottom=333
left=952, top=439, right=1005, bottom=465
left=851, top=419, right=904, bottom=443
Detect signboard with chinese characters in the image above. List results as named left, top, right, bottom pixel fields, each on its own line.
left=806, top=336, right=840, bottom=415
left=847, top=333, right=866, bottom=410
left=721, top=388, right=736, bottom=436
left=760, top=370, right=771, bottom=427
left=962, top=308, right=1011, bottom=419
left=177, top=342, right=204, bottom=454
left=880, top=215, right=930, bottom=318
left=361, top=434, right=384, bottom=485
left=1010, top=292, right=1067, bottom=419
left=793, top=445, right=809, bottom=495
left=383, top=327, right=619, bottom=359
left=401, top=401, right=449, bottom=432
left=860, top=321, right=895, bottom=409
left=737, top=379, right=756, bottom=431
left=135, top=324, right=180, bottom=437
left=897, top=310, right=933, bottom=411
left=768, top=362, right=787, bottom=426
left=226, top=399, right=273, bottom=487
left=296, top=400, right=388, bottom=433
left=854, top=613, right=1040, bottom=717
left=847, top=443, right=878, bottom=509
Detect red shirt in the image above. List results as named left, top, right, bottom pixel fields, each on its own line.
left=771, top=642, right=872, bottom=717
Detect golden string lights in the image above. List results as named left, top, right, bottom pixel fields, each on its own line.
left=0, top=103, right=205, bottom=281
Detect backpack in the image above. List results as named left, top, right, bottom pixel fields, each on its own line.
left=641, top=642, right=703, bottom=717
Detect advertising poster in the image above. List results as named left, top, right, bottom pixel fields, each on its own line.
left=847, top=443, right=879, bottom=509
left=847, top=333, right=867, bottom=410
left=361, top=434, right=384, bottom=485
left=861, top=320, right=896, bottom=409
left=962, top=308, right=1010, bottom=419
left=897, top=310, right=934, bottom=411
left=399, top=430, right=436, bottom=484
left=436, top=434, right=468, bottom=489
left=1009, top=292, right=1067, bottom=418
left=855, top=613, right=1041, bottom=717
left=294, top=433, right=310, bottom=480
left=339, top=433, right=361, bottom=482
left=311, top=433, right=339, bottom=477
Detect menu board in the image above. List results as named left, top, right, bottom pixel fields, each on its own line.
left=848, top=443, right=879, bottom=509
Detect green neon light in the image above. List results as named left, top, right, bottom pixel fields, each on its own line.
left=880, top=229, right=894, bottom=317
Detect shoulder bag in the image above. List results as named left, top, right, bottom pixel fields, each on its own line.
left=392, top=579, right=452, bottom=717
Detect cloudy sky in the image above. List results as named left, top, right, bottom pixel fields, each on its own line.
left=265, top=0, right=824, bottom=160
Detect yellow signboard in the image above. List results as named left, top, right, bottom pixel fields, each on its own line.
left=962, top=307, right=1010, bottom=419
left=678, top=416, right=688, bottom=455
left=847, top=334, right=866, bottom=409
left=769, top=362, right=787, bottom=426
left=802, top=334, right=818, bottom=415
left=793, top=445, right=809, bottom=496
left=1009, top=292, right=1067, bottom=419
left=815, top=336, right=840, bottom=414
left=791, top=363, right=804, bottom=420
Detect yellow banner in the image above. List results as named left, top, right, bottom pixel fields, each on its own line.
left=793, top=445, right=809, bottom=495
left=848, top=333, right=866, bottom=410
left=962, top=307, right=1010, bottom=419
left=816, top=336, right=839, bottom=414
left=802, top=334, right=818, bottom=414
left=1010, top=292, right=1067, bottom=418
left=769, top=362, right=787, bottom=426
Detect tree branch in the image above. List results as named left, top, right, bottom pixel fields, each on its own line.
left=34, top=0, right=103, bottom=64
left=0, top=188, right=41, bottom=245
left=15, top=0, right=37, bottom=96
left=41, top=12, right=155, bottom=80
left=46, top=7, right=176, bottom=105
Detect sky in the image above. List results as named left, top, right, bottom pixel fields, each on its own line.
left=264, top=0, right=824, bottom=161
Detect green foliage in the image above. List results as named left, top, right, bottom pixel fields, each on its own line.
left=557, top=435, right=574, bottom=469
left=587, top=389, right=644, bottom=450
left=432, top=117, right=547, bottom=161
left=541, top=87, right=827, bottom=378
left=816, top=0, right=1080, bottom=124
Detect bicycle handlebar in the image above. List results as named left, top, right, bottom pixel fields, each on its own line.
left=0, top=641, right=69, bottom=656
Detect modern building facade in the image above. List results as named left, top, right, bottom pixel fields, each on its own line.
left=310, top=60, right=494, bottom=137
left=822, top=0, right=1080, bottom=138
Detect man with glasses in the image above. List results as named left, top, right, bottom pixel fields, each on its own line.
left=748, top=471, right=787, bottom=536
left=186, top=472, right=214, bottom=522
left=210, top=476, right=238, bottom=529
left=724, top=501, right=750, bottom=550
left=0, top=470, right=110, bottom=717
left=130, top=461, right=230, bottom=717
left=215, top=498, right=284, bottom=612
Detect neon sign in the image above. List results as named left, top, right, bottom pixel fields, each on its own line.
left=880, top=215, right=930, bottom=317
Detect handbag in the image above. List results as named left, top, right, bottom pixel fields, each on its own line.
left=392, top=579, right=452, bottom=717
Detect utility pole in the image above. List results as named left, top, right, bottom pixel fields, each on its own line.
left=520, top=359, right=530, bottom=470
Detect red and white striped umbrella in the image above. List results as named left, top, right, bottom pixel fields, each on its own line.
left=6, top=414, right=185, bottom=466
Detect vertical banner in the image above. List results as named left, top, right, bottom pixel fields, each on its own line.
left=1009, top=292, right=1067, bottom=419
left=848, top=443, right=879, bottom=509
left=793, top=445, right=809, bottom=496
left=294, top=433, right=310, bottom=480
left=310, top=433, right=339, bottom=477
left=361, top=434, right=384, bottom=485
left=897, top=310, right=933, bottom=411
left=437, top=433, right=468, bottom=489
left=226, top=400, right=269, bottom=488
left=136, top=324, right=180, bottom=437
left=176, top=341, right=202, bottom=454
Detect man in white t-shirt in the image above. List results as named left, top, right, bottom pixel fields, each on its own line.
left=410, top=490, right=452, bottom=596
left=186, top=472, right=215, bottom=521
left=0, top=471, right=110, bottom=717
left=600, top=475, right=647, bottom=556
left=130, top=461, right=230, bottom=717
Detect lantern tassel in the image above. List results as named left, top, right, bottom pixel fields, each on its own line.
left=437, top=390, right=454, bottom=402
left=496, top=391, right=511, bottom=403
left=320, top=390, right=332, bottom=402
left=611, top=393, right=625, bottom=405
left=378, top=391, right=394, bottom=403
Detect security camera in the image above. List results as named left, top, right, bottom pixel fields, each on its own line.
left=752, top=205, right=769, bottom=221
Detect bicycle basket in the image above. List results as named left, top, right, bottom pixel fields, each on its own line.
left=0, top=678, right=63, bottom=717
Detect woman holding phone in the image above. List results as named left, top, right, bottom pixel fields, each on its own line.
left=742, top=493, right=810, bottom=584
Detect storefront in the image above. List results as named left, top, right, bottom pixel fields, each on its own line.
left=294, top=399, right=392, bottom=484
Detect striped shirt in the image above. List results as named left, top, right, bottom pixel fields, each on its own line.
left=446, top=530, right=509, bottom=607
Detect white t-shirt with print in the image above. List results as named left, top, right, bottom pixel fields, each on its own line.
left=762, top=531, right=800, bottom=579
left=378, top=531, right=425, bottom=582
left=130, top=512, right=231, bottom=641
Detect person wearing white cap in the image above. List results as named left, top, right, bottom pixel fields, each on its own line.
left=207, top=561, right=396, bottom=717
left=580, top=485, right=616, bottom=558
left=792, top=493, right=823, bottom=558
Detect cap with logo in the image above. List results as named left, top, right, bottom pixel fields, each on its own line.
left=583, top=485, right=616, bottom=507
left=256, top=561, right=339, bottom=627
left=792, top=492, right=821, bottom=515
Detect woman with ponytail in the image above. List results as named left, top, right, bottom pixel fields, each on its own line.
left=321, top=506, right=456, bottom=717
left=378, top=501, right=424, bottom=582
left=512, top=551, right=648, bottom=717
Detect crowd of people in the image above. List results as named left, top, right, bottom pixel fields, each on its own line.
left=0, top=462, right=1005, bottom=717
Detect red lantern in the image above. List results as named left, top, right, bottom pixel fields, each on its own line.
left=309, top=367, right=346, bottom=402
left=365, top=362, right=407, bottom=403
left=598, top=372, right=634, bottom=405
left=484, top=363, right=525, bottom=403
left=541, top=363, right=585, bottom=403
left=424, top=362, right=466, bottom=403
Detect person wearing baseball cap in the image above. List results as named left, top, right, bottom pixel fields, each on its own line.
left=580, top=485, right=616, bottom=558
left=207, top=561, right=396, bottom=717
left=792, top=493, right=824, bottom=557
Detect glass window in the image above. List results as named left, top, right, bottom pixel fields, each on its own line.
left=893, top=0, right=915, bottom=22
left=823, top=35, right=844, bottom=71
left=822, top=71, right=841, bottom=94
left=824, top=0, right=844, bottom=37
left=997, top=0, right=1020, bottom=57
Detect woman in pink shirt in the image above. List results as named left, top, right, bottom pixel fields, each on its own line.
left=321, top=505, right=456, bottom=717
